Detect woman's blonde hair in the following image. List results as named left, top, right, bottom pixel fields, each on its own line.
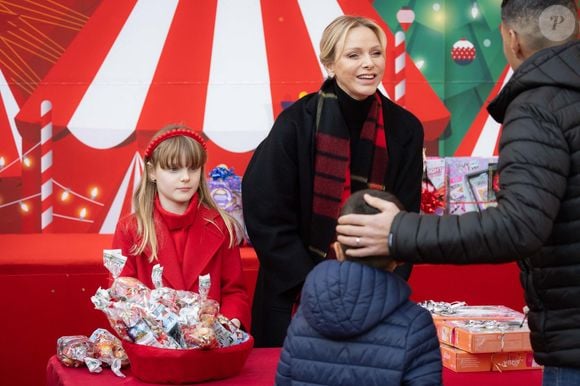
left=319, top=15, right=387, bottom=70
left=132, top=123, right=237, bottom=261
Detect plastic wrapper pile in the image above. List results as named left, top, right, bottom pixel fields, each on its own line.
left=91, top=249, right=250, bottom=350
left=56, top=328, right=128, bottom=377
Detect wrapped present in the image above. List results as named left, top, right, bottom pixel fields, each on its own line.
left=208, top=165, right=249, bottom=245
left=421, top=157, right=446, bottom=215
left=440, top=344, right=541, bottom=372
left=420, top=301, right=526, bottom=323
left=491, top=351, right=542, bottom=372
left=438, top=319, right=532, bottom=353
left=446, top=157, right=498, bottom=214
left=440, top=344, right=491, bottom=372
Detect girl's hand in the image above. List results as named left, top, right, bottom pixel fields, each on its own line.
left=231, top=318, right=241, bottom=329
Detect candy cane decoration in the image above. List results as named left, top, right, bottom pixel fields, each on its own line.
left=395, top=7, right=415, bottom=107
left=40, top=100, right=53, bottom=231
left=394, top=30, right=406, bottom=106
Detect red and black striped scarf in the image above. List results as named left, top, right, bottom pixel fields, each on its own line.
left=309, top=80, right=388, bottom=260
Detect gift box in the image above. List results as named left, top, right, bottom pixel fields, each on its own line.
left=438, top=319, right=532, bottom=353
left=446, top=157, right=498, bottom=214
left=207, top=165, right=249, bottom=245
left=440, top=344, right=491, bottom=372
left=427, top=304, right=525, bottom=323
left=421, top=157, right=446, bottom=215
left=440, top=344, right=541, bottom=372
left=122, top=335, right=254, bottom=384
left=491, top=351, right=542, bottom=372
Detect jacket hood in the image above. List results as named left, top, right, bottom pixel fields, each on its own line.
left=300, top=260, right=410, bottom=339
left=488, top=40, right=580, bottom=123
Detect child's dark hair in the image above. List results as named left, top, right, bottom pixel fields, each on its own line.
left=339, top=189, right=404, bottom=270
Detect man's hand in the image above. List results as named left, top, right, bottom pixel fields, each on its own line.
left=336, top=194, right=400, bottom=257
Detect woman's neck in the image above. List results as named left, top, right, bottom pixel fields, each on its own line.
left=334, top=81, right=373, bottom=132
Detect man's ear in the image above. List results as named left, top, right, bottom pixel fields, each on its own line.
left=507, top=28, right=527, bottom=61
left=333, top=241, right=345, bottom=262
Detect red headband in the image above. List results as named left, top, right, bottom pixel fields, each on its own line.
left=144, top=129, right=207, bottom=159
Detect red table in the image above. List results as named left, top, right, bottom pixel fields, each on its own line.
left=47, top=348, right=543, bottom=386
left=46, top=348, right=281, bottom=386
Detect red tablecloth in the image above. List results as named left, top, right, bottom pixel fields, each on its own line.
left=46, top=348, right=281, bottom=386
left=47, top=348, right=543, bottom=386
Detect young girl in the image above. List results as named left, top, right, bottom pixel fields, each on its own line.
left=112, top=124, right=250, bottom=330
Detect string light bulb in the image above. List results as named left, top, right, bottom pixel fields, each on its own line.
left=79, top=207, right=87, bottom=219
left=23, top=157, right=31, bottom=168
left=0, top=156, right=5, bottom=168
left=61, top=190, right=70, bottom=201
left=90, top=187, right=99, bottom=199
left=20, top=202, right=29, bottom=212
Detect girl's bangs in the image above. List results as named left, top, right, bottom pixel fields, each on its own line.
left=155, top=136, right=205, bottom=169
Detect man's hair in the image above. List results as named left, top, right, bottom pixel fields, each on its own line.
left=501, top=0, right=578, bottom=51
left=339, top=189, right=404, bottom=270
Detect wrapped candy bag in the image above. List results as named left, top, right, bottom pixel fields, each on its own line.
left=92, top=254, right=249, bottom=351
left=86, top=329, right=128, bottom=377
left=90, top=328, right=129, bottom=367
left=208, top=165, right=249, bottom=245
left=57, top=335, right=94, bottom=367
left=179, top=274, right=219, bottom=349
left=56, top=329, right=128, bottom=377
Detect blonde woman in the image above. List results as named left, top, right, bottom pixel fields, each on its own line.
left=243, top=15, right=424, bottom=347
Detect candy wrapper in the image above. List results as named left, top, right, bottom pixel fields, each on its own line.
left=91, top=255, right=250, bottom=351
left=56, top=329, right=128, bottom=377
left=57, top=335, right=95, bottom=368
left=90, top=328, right=129, bottom=367
left=208, top=164, right=249, bottom=245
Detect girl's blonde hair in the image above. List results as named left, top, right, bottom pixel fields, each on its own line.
left=319, top=15, right=387, bottom=69
left=131, top=123, right=236, bottom=261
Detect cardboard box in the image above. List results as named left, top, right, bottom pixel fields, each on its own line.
left=441, top=344, right=542, bottom=372
left=491, top=351, right=542, bottom=372
left=440, top=344, right=491, bottom=372
left=438, top=319, right=532, bottom=353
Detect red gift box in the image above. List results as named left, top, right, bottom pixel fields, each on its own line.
left=122, top=335, right=254, bottom=384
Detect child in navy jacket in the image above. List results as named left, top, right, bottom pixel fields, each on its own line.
left=275, top=189, right=442, bottom=386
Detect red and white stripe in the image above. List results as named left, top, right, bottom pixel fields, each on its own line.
left=15, top=0, right=449, bottom=231
left=0, top=69, right=22, bottom=178
left=394, top=30, right=406, bottom=105
left=40, top=100, right=53, bottom=231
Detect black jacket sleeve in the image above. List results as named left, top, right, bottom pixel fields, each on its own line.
left=242, top=108, right=316, bottom=293
left=391, top=100, right=569, bottom=264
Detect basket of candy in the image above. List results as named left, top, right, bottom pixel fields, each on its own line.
left=91, top=250, right=253, bottom=384
left=122, top=335, right=253, bottom=384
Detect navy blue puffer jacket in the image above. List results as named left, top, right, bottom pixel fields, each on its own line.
left=275, top=260, right=441, bottom=386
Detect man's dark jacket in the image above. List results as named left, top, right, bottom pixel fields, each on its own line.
left=392, top=40, right=580, bottom=367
